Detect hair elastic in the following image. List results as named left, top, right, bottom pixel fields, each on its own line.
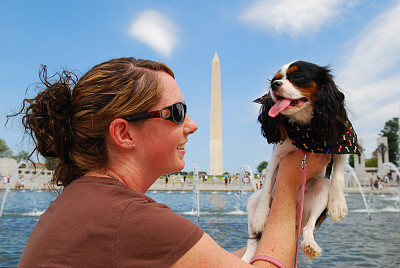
left=249, top=255, right=286, bottom=268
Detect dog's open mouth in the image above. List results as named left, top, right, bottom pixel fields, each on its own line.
left=269, top=96, right=309, bottom=117
left=289, top=97, right=308, bottom=106
left=276, top=96, right=308, bottom=106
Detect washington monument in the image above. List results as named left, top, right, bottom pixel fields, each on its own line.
left=209, top=53, right=223, bottom=175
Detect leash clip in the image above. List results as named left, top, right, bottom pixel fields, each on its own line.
left=301, top=153, right=307, bottom=169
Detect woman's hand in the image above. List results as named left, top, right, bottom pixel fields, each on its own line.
left=277, top=150, right=331, bottom=190
left=252, top=150, right=331, bottom=267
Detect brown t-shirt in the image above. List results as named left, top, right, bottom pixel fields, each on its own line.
left=19, top=176, right=204, bottom=267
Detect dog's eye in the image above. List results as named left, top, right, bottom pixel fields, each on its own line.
left=293, top=73, right=302, bottom=79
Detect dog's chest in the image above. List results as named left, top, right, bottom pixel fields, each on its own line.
left=283, top=120, right=361, bottom=155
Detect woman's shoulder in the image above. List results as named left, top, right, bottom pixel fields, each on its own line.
left=53, top=176, right=153, bottom=214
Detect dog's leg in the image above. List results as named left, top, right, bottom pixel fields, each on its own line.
left=241, top=190, right=262, bottom=262
left=327, top=154, right=348, bottom=222
left=251, top=140, right=294, bottom=234
left=250, top=153, right=279, bottom=234
left=300, top=177, right=330, bottom=261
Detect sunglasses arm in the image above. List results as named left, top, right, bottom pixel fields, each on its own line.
left=124, top=110, right=161, bottom=121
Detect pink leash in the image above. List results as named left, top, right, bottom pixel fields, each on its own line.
left=294, top=151, right=308, bottom=268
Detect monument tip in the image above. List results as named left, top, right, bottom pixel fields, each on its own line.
left=213, top=52, right=219, bottom=63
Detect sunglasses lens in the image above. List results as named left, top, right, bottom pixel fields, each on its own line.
left=172, top=103, right=186, bottom=123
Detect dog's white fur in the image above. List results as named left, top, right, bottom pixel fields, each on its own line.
left=241, top=64, right=349, bottom=262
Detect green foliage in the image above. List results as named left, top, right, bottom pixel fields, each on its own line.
left=0, top=139, right=12, bottom=158
left=45, top=158, right=58, bottom=171
left=348, top=154, right=354, bottom=167
left=365, top=157, right=378, bottom=167
left=12, top=150, right=29, bottom=162
left=257, top=161, right=268, bottom=173
left=380, top=117, right=399, bottom=166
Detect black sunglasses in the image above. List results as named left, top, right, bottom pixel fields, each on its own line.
left=124, top=102, right=187, bottom=123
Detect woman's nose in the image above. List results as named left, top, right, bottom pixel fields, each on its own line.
left=184, top=115, right=198, bottom=135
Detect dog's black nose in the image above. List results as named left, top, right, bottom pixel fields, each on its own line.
left=271, top=80, right=282, bottom=91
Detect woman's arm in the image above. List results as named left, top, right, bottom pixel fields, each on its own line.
left=172, top=151, right=330, bottom=267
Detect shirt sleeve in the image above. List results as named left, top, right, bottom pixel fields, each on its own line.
left=114, top=198, right=204, bottom=267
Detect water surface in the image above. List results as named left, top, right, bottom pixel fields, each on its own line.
left=1, top=189, right=399, bottom=267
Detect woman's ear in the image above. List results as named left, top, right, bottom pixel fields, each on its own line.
left=108, top=118, right=135, bottom=149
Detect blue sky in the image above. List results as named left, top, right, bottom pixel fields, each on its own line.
left=1, top=0, right=400, bottom=174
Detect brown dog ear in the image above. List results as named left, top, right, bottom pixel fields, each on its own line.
left=312, top=66, right=348, bottom=142
left=256, top=94, right=287, bottom=143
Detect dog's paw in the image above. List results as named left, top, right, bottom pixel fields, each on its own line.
left=301, top=240, right=322, bottom=261
left=251, top=215, right=266, bottom=234
left=251, top=211, right=268, bottom=234
left=327, top=192, right=348, bottom=222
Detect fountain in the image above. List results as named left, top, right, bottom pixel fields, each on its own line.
left=376, top=162, right=400, bottom=184
left=237, top=164, right=258, bottom=194
left=2, top=186, right=399, bottom=267
left=0, top=160, right=43, bottom=218
left=191, top=162, right=200, bottom=223
left=367, top=189, right=376, bottom=204
left=212, top=175, right=218, bottom=194
left=234, top=164, right=258, bottom=214
left=0, top=161, right=22, bottom=218
left=344, top=164, right=372, bottom=220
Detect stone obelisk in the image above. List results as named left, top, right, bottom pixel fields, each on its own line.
left=209, top=53, right=223, bottom=175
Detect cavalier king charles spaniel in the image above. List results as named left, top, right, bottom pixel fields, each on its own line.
left=242, top=61, right=360, bottom=262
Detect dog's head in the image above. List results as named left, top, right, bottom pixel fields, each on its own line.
left=256, top=61, right=349, bottom=144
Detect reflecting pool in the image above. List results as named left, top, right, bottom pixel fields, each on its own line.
left=1, top=189, right=399, bottom=267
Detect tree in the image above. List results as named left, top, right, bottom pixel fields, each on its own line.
left=380, top=117, right=399, bottom=166
left=45, top=157, right=58, bottom=171
left=0, top=139, right=12, bottom=158
left=348, top=154, right=354, bottom=167
left=365, top=157, right=378, bottom=167
left=363, top=150, right=378, bottom=167
left=257, top=161, right=268, bottom=173
left=13, top=150, right=29, bottom=162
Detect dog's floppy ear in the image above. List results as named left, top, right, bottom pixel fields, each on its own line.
left=255, top=93, right=287, bottom=143
left=312, top=67, right=348, bottom=142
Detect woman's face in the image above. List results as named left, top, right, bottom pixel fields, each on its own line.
left=133, top=72, right=198, bottom=177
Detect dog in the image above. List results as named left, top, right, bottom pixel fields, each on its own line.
left=241, top=61, right=361, bottom=262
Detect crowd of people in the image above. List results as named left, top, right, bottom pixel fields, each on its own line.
left=161, top=172, right=265, bottom=189
left=1, top=174, right=25, bottom=189
left=370, top=172, right=400, bottom=189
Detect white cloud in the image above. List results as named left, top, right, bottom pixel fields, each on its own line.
left=240, top=0, right=357, bottom=37
left=338, top=2, right=400, bottom=156
left=130, top=10, right=178, bottom=57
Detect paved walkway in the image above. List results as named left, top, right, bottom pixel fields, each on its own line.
left=1, top=178, right=399, bottom=195
left=148, top=182, right=399, bottom=194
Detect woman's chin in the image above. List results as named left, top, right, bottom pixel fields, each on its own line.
left=166, top=160, right=185, bottom=175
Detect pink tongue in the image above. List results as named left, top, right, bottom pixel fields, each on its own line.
left=268, top=99, right=291, bottom=117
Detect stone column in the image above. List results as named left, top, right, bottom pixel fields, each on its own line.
left=377, top=136, right=389, bottom=166
left=354, top=138, right=368, bottom=183
left=209, top=53, right=223, bottom=175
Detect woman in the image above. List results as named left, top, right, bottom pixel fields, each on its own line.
left=18, top=57, right=329, bottom=267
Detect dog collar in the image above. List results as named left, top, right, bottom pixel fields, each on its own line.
left=283, top=119, right=361, bottom=155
